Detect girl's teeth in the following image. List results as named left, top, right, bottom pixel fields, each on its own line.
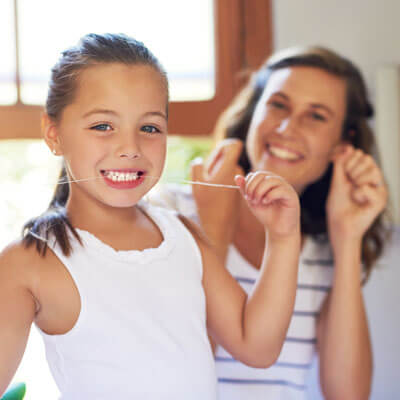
left=105, top=171, right=140, bottom=181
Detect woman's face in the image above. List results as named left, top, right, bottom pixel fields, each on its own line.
left=246, top=66, right=347, bottom=194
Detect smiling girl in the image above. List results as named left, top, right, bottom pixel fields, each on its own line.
left=0, top=34, right=302, bottom=399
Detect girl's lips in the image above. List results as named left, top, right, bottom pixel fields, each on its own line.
left=100, top=169, right=147, bottom=189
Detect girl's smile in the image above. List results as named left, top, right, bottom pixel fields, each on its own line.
left=100, top=168, right=147, bottom=189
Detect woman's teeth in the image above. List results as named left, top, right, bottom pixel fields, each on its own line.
left=268, top=145, right=302, bottom=161
left=103, top=171, right=142, bottom=182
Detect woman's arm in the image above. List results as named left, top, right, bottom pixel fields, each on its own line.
left=0, top=243, right=37, bottom=396
left=185, top=171, right=301, bottom=367
left=318, top=145, right=388, bottom=399
left=190, top=139, right=244, bottom=261
left=317, top=239, right=372, bottom=400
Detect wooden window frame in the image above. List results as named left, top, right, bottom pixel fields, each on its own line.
left=0, top=0, right=272, bottom=139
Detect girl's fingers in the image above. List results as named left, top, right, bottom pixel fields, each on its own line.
left=251, top=177, right=283, bottom=205
left=242, top=172, right=284, bottom=203
left=261, top=185, right=291, bottom=206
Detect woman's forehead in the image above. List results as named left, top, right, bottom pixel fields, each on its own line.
left=263, top=66, right=347, bottom=111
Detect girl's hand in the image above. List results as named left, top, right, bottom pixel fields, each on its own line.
left=191, top=139, right=244, bottom=244
left=236, top=172, right=300, bottom=241
left=326, top=144, right=388, bottom=243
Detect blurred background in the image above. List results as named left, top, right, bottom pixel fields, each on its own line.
left=0, top=1, right=399, bottom=398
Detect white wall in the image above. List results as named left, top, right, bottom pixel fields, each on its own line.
left=272, top=1, right=400, bottom=398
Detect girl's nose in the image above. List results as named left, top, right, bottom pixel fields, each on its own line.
left=119, top=152, right=141, bottom=160
left=116, top=136, right=141, bottom=160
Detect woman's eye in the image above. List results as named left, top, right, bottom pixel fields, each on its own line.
left=90, top=123, right=113, bottom=131
left=270, top=101, right=287, bottom=110
left=311, top=112, right=326, bottom=122
left=141, top=125, right=161, bottom=134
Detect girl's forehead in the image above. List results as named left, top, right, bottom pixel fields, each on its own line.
left=74, top=63, right=168, bottom=109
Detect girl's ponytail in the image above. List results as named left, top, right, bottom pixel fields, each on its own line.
left=22, top=165, right=81, bottom=257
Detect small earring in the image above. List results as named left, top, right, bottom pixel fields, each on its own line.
left=52, top=149, right=57, bottom=155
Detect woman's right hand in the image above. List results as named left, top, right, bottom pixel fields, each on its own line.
left=190, top=139, right=244, bottom=256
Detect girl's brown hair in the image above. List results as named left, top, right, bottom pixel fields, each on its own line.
left=23, top=33, right=168, bottom=257
left=215, top=46, right=391, bottom=281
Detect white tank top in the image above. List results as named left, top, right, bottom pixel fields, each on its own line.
left=38, top=202, right=217, bottom=399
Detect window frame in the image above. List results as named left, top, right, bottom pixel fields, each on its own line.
left=0, top=0, right=272, bottom=139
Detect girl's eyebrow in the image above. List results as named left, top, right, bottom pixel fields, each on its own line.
left=82, top=109, right=167, bottom=120
left=143, top=111, right=167, bottom=120
left=82, top=109, right=118, bottom=118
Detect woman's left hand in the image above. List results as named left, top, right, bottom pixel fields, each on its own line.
left=326, top=144, right=388, bottom=243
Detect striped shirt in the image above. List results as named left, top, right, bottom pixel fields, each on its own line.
left=149, top=184, right=334, bottom=399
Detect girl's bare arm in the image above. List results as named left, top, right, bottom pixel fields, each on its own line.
left=0, top=243, right=37, bottom=396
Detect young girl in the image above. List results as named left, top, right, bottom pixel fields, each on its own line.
left=0, top=34, right=301, bottom=399
left=153, top=46, right=390, bottom=399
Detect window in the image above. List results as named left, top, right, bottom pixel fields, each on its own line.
left=0, top=0, right=272, bottom=137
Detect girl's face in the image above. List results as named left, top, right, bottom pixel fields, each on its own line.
left=47, top=63, right=168, bottom=208
left=246, top=66, right=347, bottom=194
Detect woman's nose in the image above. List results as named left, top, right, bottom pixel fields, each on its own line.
left=276, top=116, right=298, bottom=137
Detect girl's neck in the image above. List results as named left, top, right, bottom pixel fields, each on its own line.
left=66, top=191, right=141, bottom=235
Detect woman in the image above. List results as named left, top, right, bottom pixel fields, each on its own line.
left=153, top=46, right=390, bottom=399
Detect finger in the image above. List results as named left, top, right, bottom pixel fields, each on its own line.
left=207, top=139, right=243, bottom=176
left=244, top=172, right=283, bottom=203
left=234, top=175, right=246, bottom=195
left=330, top=143, right=348, bottom=162
left=347, top=154, right=375, bottom=181
left=252, top=176, right=284, bottom=205
left=351, top=166, right=384, bottom=187
left=344, top=149, right=365, bottom=175
left=331, top=150, right=349, bottom=186
left=190, top=157, right=205, bottom=182
left=351, top=184, right=387, bottom=209
left=261, top=184, right=292, bottom=206
left=243, top=171, right=272, bottom=200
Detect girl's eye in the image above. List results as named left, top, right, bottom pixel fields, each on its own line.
left=141, top=125, right=161, bottom=134
left=90, top=123, right=113, bottom=132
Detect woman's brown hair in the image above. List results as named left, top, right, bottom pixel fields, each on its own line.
left=22, top=33, right=168, bottom=257
left=215, top=46, right=392, bottom=281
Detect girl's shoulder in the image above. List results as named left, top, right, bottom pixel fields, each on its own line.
left=0, top=239, right=62, bottom=308
left=0, top=239, right=42, bottom=278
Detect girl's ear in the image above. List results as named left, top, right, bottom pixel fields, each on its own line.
left=42, top=114, right=62, bottom=155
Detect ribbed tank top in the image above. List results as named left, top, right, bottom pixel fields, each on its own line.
left=38, top=202, right=217, bottom=399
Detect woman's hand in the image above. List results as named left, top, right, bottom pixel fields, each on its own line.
left=190, top=139, right=244, bottom=248
left=326, top=144, right=388, bottom=245
left=236, top=171, right=300, bottom=241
